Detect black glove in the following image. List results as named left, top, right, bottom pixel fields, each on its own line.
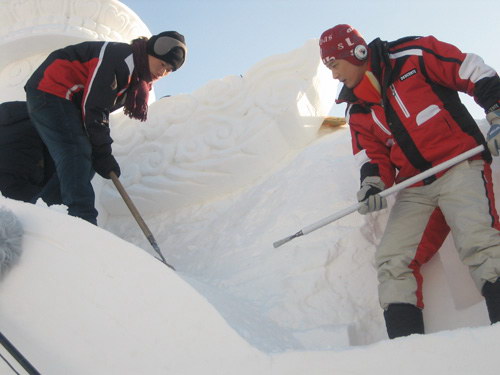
left=92, top=153, right=121, bottom=179
left=357, top=176, right=387, bottom=215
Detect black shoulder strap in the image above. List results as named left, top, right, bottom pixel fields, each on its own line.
left=387, top=36, right=421, bottom=49
left=374, top=37, right=435, bottom=175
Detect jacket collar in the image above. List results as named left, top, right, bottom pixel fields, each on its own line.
left=336, top=38, right=387, bottom=105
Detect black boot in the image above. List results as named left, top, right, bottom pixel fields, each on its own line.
left=383, top=303, right=425, bottom=339
left=482, top=279, right=500, bottom=324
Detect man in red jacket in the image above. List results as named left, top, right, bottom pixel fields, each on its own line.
left=319, top=24, right=500, bottom=338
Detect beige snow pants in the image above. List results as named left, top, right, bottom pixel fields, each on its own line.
left=377, top=159, right=500, bottom=310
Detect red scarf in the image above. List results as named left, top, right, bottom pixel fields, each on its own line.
left=124, top=38, right=152, bottom=122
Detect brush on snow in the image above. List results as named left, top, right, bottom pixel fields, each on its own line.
left=273, top=145, right=485, bottom=248
left=0, top=206, right=23, bottom=278
left=110, top=172, right=175, bottom=271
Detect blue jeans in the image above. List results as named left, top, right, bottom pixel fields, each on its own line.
left=26, top=89, right=98, bottom=225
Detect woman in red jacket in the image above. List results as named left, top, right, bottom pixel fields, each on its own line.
left=319, top=24, right=500, bottom=338
left=25, top=31, right=187, bottom=225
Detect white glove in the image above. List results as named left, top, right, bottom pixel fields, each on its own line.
left=357, top=176, right=387, bottom=215
left=486, top=110, right=500, bottom=156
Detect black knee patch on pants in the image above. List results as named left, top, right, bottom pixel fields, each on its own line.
left=482, top=279, right=500, bottom=324
left=384, top=303, right=424, bottom=339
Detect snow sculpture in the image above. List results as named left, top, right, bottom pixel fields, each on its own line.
left=0, top=0, right=150, bottom=103
left=0, top=0, right=494, bottom=362
left=101, top=39, right=337, bottom=216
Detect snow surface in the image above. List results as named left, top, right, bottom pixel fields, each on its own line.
left=1, top=122, right=499, bottom=373
left=1, top=6, right=499, bottom=373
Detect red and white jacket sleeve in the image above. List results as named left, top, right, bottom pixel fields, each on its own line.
left=416, top=36, right=500, bottom=113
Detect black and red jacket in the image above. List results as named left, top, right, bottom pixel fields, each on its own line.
left=337, top=36, right=500, bottom=188
left=25, top=41, right=134, bottom=154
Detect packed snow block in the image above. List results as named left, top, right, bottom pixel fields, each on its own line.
left=1, top=197, right=499, bottom=374
left=101, top=39, right=337, bottom=215
left=292, top=325, right=351, bottom=349
left=0, top=198, right=269, bottom=374
left=269, top=324, right=500, bottom=375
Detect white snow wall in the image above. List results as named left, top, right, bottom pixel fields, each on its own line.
left=0, top=0, right=150, bottom=104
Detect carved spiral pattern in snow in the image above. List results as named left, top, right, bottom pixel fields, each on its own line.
left=101, top=40, right=337, bottom=215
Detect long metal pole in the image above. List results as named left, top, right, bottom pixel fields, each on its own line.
left=0, top=330, right=40, bottom=375
left=110, top=172, right=175, bottom=270
left=273, top=145, right=485, bottom=248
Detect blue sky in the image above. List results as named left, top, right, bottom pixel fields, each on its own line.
left=120, top=0, right=498, bottom=119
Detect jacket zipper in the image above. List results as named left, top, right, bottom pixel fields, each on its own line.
left=371, top=110, right=392, bottom=135
left=390, top=84, right=410, bottom=118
